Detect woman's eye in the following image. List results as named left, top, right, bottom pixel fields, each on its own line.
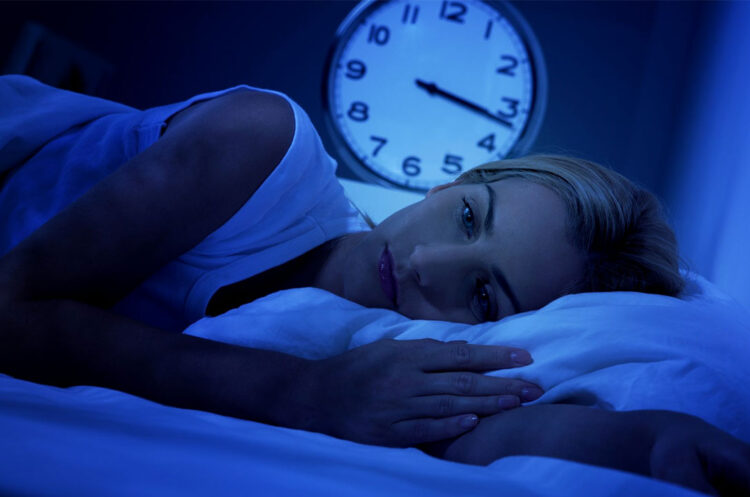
left=475, top=279, right=492, bottom=322
left=461, top=198, right=475, bottom=238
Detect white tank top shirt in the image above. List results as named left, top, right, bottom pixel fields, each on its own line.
left=0, top=75, right=371, bottom=332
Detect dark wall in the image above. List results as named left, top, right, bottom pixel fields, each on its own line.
left=0, top=0, right=707, bottom=199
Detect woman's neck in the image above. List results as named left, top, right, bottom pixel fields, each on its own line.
left=311, top=232, right=368, bottom=297
left=205, top=233, right=367, bottom=317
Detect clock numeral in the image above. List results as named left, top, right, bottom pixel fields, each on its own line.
left=370, top=135, right=387, bottom=156
left=439, top=1, right=467, bottom=24
left=496, top=55, right=518, bottom=76
left=497, top=97, right=519, bottom=119
left=402, top=156, right=422, bottom=177
left=347, top=102, right=369, bottom=122
left=367, top=25, right=390, bottom=45
left=402, top=4, right=419, bottom=24
left=484, top=20, right=493, bottom=40
left=442, top=154, right=463, bottom=175
left=345, top=60, right=367, bottom=80
left=478, top=133, right=497, bottom=153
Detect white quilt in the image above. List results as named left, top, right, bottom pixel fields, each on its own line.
left=185, top=270, right=750, bottom=443
left=1, top=270, right=747, bottom=496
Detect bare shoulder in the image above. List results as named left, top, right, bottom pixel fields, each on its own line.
left=164, top=88, right=295, bottom=149
left=148, top=89, right=296, bottom=205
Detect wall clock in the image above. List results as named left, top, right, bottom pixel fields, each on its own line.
left=322, top=0, right=547, bottom=192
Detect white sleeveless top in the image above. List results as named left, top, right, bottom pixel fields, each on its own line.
left=0, top=75, right=370, bottom=331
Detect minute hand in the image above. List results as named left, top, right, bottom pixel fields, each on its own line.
left=415, top=79, right=513, bottom=129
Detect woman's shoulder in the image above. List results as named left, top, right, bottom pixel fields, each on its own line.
left=163, top=87, right=294, bottom=158
left=153, top=87, right=297, bottom=200
left=163, top=87, right=295, bottom=143
left=137, top=84, right=341, bottom=195
left=158, top=85, right=344, bottom=202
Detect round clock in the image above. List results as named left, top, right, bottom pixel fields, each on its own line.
left=322, top=0, right=548, bottom=192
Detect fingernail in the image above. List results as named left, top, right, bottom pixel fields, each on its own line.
left=499, top=396, right=520, bottom=409
left=521, top=387, right=544, bottom=402
left=511, top=350, right=532, bottom=366
left=460, top=414, right=478, bottom=428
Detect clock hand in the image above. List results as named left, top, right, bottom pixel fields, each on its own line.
left=415, top=79, right=514, bottom=129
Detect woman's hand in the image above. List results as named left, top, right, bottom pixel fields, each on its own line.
left=649, top=413, right=750, bottom=496
left=422, top=403, right=750, bottom=497
left=296, top=338, right=541, bottom=447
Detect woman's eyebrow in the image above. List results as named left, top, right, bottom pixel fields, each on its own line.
left=492, top=264, right=521, bottom=315
left=484, top=184, right=495, bottom=236
left=483, top=184, right=521, bottom=315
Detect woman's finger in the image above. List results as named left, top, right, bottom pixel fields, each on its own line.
left=417, top=341, right=532, bottom=372
left=407, top=394, right=520, bottom=418
left=419, top=372, right=544, bottom=401
left=391, top=414, right=480, bottom=446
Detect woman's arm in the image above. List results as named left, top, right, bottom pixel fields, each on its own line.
left=0, top=89, right=293, bottom=308
left=425, top=404, right=750, bottom=496
left=0, top=89, right=540, bottom=446
left=0, top=87, right=307, bottom=422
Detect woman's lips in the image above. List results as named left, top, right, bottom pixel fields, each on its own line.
left=378, top=244, right=398, bottom=307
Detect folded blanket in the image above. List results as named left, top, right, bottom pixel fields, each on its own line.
left=184, top=271, right=750, bottom=443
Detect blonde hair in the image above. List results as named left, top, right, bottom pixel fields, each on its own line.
left=455, top=154, right=685, bottom=297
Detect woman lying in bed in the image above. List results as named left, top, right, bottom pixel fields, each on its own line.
left=0, top=77, right=748, bottom=495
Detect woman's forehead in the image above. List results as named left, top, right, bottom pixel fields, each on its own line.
left=456, top=179, right=563, bottom=219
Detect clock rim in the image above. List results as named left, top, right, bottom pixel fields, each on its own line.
left=321, top=0, right=548, bottom=192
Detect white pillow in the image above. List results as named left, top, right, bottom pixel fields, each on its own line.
left=184, top=271, right=750, bottom=442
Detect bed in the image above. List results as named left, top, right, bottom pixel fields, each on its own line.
left=1, top=270, right=748, bottom=496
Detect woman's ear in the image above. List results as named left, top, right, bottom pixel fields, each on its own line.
left=426, top=180, right=462, bottom=197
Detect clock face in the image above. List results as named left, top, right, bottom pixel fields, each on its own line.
left=323, top=0, right=547, bottom=192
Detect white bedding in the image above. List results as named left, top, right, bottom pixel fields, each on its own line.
left=1, top=271, right=748, bottom=496
left=185, top=270, right=750, bottom=443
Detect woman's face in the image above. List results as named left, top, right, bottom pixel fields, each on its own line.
left=337, top=177, right=587, bottom=323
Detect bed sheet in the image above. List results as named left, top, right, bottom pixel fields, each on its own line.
left=1, top=270, right=747, bottom=495
left=0, top=373, right=704, bottom=497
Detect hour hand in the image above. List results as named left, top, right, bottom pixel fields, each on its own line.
left=415, top=79, right=513, bottom=129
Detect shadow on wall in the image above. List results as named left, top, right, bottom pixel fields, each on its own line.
left=665, top=1, right=750, bottom=312
left=4, top=22, right=113, bottom=96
